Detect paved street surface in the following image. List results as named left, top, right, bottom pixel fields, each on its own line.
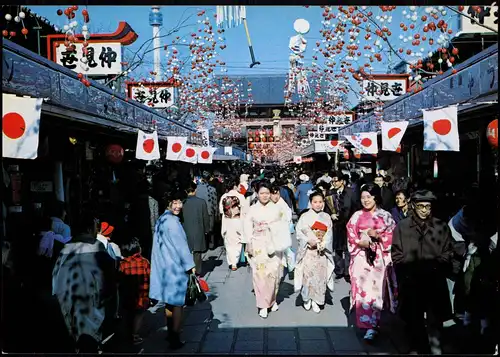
left=128, top=242, right=462, bottom=355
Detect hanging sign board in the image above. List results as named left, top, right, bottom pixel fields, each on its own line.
left=362, top=74, right=409, bottom=102
left=55, top=42, right=123, bottom=76
left=127, top=83, right=175, bottom=108
left=457, top=5, right=498, bottom=34
left=308, top=131, right=326, bottom=140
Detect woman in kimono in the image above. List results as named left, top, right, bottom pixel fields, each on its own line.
left=346, top=184, right=396, bottom=341
left=243, top=181, right=284, bottom=319
left=294, top=191, right=335, bottom=313
left=219, top=178, right=249, bottom=271
left=270, top=185, right=294, bottom=273
left=149, top=190, right=195, bottom=349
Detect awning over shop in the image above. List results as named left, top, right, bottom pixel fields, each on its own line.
left=340, top=43, right=498, bottom=136
left=1, top=39, right=218, bottom=148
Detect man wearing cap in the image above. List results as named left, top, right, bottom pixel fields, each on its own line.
left=391, top=190, right=454, bottom=355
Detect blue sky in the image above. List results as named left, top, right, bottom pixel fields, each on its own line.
left=30, top=5, right=455, bottom=107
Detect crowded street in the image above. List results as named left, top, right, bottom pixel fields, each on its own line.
left=1, top=3, right=499, bottom=356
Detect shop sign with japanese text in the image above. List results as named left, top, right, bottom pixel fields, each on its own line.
left=362, top=74, right=409, bottom=102
left=128, top=84, right=175, bottom=108
left=317, top=124, right=339, bottom=134
left=324, top=112, right=355, bottom=125
left=308, top=131, right=326, bottom=140
left=456, top=5, right=498, bottom=34
left=55, top=42, right=122, bottom=76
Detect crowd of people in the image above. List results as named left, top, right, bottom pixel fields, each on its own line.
left=2, top=164, right=498, bottom=355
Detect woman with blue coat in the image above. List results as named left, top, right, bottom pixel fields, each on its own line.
left=149, top=190, right=195, bottom=349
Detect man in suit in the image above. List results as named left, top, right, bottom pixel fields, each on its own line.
left=183, top=182, right=210, bottom=276
left=329, top=172, right=359, bottom=283
left=375, top=175, right=395, bottom=211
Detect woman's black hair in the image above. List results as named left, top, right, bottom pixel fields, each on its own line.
left=360, top=183, right=382, bottom=205
left=120, top=237, right=141, bottom=257
left=270, top=185, right=281, bottom=194
left=394, top=189, right=409, bottom=199
left=225, top=177, right=239, bottom=191
left=315, top=181, right=330, bottom=192
left=164, top=189, right=187, bottom=207
left=309, top=190, right=325, bottom=202
left=256, top=180, right=272, bottom=193
left=186, top=182, right=198, bottom=194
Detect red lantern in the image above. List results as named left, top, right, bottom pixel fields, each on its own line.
left=255, top=137, right=260, bottom=142
left=105, top=144, right=124, bottom=164
left=262, top=137, right=267, bottom=142
left=248, top=143, right=254, bottom=149
left=247, top=129, right=253, bottom=136
left=248, top=137, right=254, bottom=142
left=268, top=137, right=274, bottom=142
left=487, top=119, right=498, bottom=148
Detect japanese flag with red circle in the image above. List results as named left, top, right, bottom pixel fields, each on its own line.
left=423, top=106, right=459, bottom=151
left=166, top=136, right=187, bottom=161
left=2, top=94, right=43, bottom=159
left=196, top=146, right=216, bottom=164
left=179, top=145, right=198, bottom=164
left=135, top=129, right=160, bottom=160
left=381, top=121, right=408, bottom=152
left=344, top=132, right=378, bottom=154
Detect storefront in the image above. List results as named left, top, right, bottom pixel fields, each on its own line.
left=339, top=43, right=498, bottom=190
left=2, top=38, right=221, bottom=243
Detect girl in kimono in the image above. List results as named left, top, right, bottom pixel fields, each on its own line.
left=270, top=185, right=294, bottom=273
left=149, top=190, right=195, bottom=349
left=219, top=178, right=249, bottom=271
left=244, top=181, right=284, bottom=319
left=346, top=184, right=396, bottom=341
left=294, top=191, right=335, bottom=313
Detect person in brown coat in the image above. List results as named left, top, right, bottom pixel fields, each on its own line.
left=391, top=190, right=454, bottom=355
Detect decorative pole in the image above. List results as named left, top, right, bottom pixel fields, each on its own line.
left=149, top=6, right=163, bottom=81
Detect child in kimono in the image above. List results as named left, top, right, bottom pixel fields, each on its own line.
left=294, top=191, right=335, bottom=314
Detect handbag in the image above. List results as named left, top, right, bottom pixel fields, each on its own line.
left=239, top=244, right=247, bottom=264
left=185, top=273, right=207, bottom=306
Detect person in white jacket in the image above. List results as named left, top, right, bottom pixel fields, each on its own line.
left=219, top=178, right=249, bottom=270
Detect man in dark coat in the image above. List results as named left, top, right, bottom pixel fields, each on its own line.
left=182, top=182, right=210, bottom=275
left=327, top=172, right=359, bottom=283
left=391, top=190, right=454, bottom=355
left=374, top=175, right=395, bottom=211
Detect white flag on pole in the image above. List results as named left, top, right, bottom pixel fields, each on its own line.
left=197, top=147, right=216, bottom=164
left=2, top=94, right=43, bottom=159
left=166, top=136, right=187, bottom=161
left=381, top=121, right=409, bottom=151
left=423, top=105, right=460, bottom=151
left=135, top=130, right=160, bottom=160
left=179, top=145, right=198, bottom=164
left=344, top=132, right=378, bottom=154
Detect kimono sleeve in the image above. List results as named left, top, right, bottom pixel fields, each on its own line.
left=321, top=215, right=334, bottom=253
left=378, top=212, right=396, bottom=252
left=346, top=212, right=361, bottom=254
left=242, top=207, right=254, bottom=244
left=295, top=213, right=318, bottom=246
left=169, top=222, right=195, bottom=272
left=219, top=195, right=225, bottom=217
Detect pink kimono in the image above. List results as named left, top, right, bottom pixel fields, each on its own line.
left=346, top=208, right=396, bottom=329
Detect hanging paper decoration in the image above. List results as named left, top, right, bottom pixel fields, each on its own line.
left=433, top=155, right=439, bottom=178
left=224, top=146, right=233, bottom=155
left=286, top=19, right=311, bottom=102
left=197, top=147, right=216, bottom=164
left=216, top=6, right=246, bottom=28
left=166, top=136, right=187, bottom=161
left=179, top=145, right=198, bottom=164
left=135, top=129, right=160, bottom=161
left=2, top=94, right=43, bottom=159
left=487, top=119, right=498, bottom=148
left=423, top=105, right=459, bottom=152
left=105, top=144, right=124, bottom=164
left=381, top=121, right=409, bottom=152
left=344, top=132, right=378, bottom=155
